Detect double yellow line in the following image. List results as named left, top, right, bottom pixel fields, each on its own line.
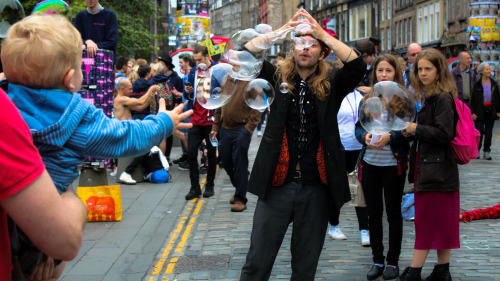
left=147, top=179, right=207, bottom=280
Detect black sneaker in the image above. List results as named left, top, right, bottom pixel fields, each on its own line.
left=367, top=264, right=384, bottom=280
left=173, top=154, right=187, bottom=164
left=185, top=188, right=201, bottom=200
left=178, top=161, right=190, bottom=171
left=383, top=265, right=399, bottom=280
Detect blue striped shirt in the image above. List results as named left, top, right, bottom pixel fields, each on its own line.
left=8, top=84, right=173, bottom=192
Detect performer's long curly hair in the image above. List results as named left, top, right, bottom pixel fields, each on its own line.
left=276, top=49, right=332, bottom=101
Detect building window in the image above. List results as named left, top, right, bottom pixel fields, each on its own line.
left=344, top=11, right=348, bottom=41
left=410, top=17, right=412, bottom=43
left=381, top=29, right=385, bottom=51
left=381, top=0, right=385, bottom=21
left=387, top=27, right=391, bottom=51
left=349, top=4, right=371, bottom=41
left=404, top=18, right=408, bottom=45
left=387, top=0, right=391, bottom=20
left=375, top=4, right=378, bottom=29
left=417, top=1, right=440, bottom=44
left=350, top=8, right=357, bottom=40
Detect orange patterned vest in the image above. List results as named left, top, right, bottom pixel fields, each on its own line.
left=271, top=131, right=328, bottom=186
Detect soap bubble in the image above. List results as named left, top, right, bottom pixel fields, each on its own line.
left=0, top=0, right=24, bottom=39
left=224, top=49, right=263, bottom=81
left=196, top=63, right=238, bottom=109
left=359, top=81, right=416, bottom=135
left=293, top=34, right=316, bottom=50
left=32, top=0, right=72, bottom=21
left=244, top=78, right=275, bottom=111
left=196, top=63, right=207, bottom=77
left=279, top=82, right=289, bottom=93
left=228, top=28, right=271, bottom=51
left=295, top=23, right=313, bottom=34
left=255, top=23, right=272, bottom=34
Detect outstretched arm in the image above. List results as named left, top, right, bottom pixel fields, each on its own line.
left=124, top=85, right=158, bottom=111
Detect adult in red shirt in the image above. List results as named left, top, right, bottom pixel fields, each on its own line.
left=0, top=89, right=87, bottom=279
left=183, top=45, right=217, bottom=200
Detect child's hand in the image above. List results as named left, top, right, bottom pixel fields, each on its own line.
left=29, top=257, right=55, bottom=280
left=158, top=99, right=193, bottom=137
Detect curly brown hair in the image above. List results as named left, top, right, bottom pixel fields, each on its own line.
left=276, top=48, right=332, bottom=101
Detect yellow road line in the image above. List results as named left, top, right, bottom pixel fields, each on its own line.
left=149, top=177, right=207, bottom=277
left=494, top=134, right=500, bottom=138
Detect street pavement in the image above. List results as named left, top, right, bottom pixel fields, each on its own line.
left=61, top=121, right=500, bottom=281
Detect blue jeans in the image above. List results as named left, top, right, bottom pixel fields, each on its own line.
left=219, top=126, right=252, bottom=203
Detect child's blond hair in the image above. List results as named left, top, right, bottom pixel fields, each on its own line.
left=1, top=14, right=82, bottom=89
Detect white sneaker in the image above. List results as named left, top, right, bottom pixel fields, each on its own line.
left=110, top=168, right=117, bottom=177
left=360, top=230, right=370, bottom=246
left=119, top=172, right=136, bottom=185
left=257, top=130, right=262, bottom=137
left=328, top=225, right=347, bottom=240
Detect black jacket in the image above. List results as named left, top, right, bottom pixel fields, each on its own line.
left=408, top=93, right=459, bottom=192
left=358, top=66, right=373, bottom=87
left=248, top=56, right=366, bottom=209
left=470, top=77, right=500, bottom=121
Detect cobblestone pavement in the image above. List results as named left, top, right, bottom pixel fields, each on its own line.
left=62, top=122, right=500, bottom=281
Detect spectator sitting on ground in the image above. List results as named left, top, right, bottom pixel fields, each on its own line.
left=3, top=14, right=193, bottom=279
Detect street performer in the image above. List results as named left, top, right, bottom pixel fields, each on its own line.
left=240, top=9, right=366, bottom=281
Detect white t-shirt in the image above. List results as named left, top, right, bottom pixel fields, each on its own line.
left=338, top=90, right=364, bottom=151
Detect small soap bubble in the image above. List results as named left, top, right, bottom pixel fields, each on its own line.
left=32, top=0, right=72, bottom=21
left=243, top=79, right=275, bottom=111
left=279, top=82, right=289, bottom=93
left=255, top=23, right=272, bottom=34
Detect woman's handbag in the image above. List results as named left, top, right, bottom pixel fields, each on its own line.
left=348, top=168, right=366, bottom=207
left=348, top=148, right=367, bottom=207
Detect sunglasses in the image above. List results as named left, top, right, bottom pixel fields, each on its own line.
left=408, top=53, right=419, bottom=57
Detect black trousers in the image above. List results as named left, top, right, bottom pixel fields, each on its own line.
left=330, top=150, right=369, bottom=230
left=475, top=112, right=495, bottom=152
left=219, top=126, right=251, bottom=204
left=188, top=125, right=216, bottom=188
left=240, top=181, right=331, bottom=281
left=165, top=135, right=173, bottom=158
left=362, top=161, right=405, bottom=266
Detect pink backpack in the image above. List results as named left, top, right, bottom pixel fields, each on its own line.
left=451, top=99, right=481, bottom=164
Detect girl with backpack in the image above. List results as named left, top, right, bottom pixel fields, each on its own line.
left=470, top=62, right=500, bottom=160
left=398, top=49, right=459, bottom=281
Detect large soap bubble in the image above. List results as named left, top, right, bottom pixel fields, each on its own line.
left=228, top=28, right=271, bottom=51
left=243, top=78, right=275, bottom=111
left=359, top=81, right=416, bottom=137
left=32, top=0, right=71, bottom=21
left=196, top=63, right=238, bottom=109
left=0, top=0, right=24, bottom=39
left=224, top=49, right=263, bottom=81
